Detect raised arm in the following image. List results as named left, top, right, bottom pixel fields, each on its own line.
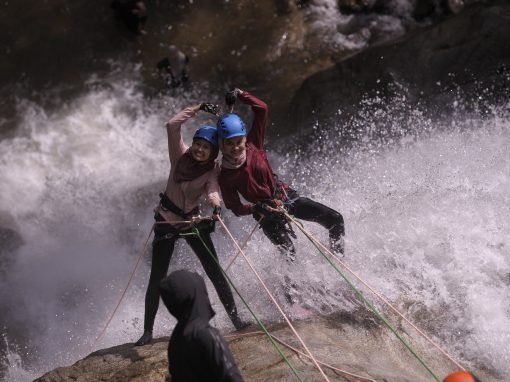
left=165, top=103, right=221, bottom=165
left=165, top=105, right=200, bottom=165
left=238, top=91, right=268, bottom=150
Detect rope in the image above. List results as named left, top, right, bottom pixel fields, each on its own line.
left=216, top=217, right=332, bottom=382
left=281, top=210, right=464, bottom=371
left=225, top=331, right=377, bottom=382
left=93, top=225, right=154, bottom=347
left=180, top=227, right=304, bottom=381
left=224, top=218, right=262, bottom=272
left=326, top=233, right=465, bottom=370
left=282, top=210, right=442, bottom=382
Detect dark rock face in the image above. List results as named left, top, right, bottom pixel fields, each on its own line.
left=286, top=0, right=510, bottom=132
left=34, top=338, right=169, bottom=382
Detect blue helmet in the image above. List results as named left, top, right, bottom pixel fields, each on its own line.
left=216, top=113, right=246, bottom=139
left=193, top=125, right=218, bottom=147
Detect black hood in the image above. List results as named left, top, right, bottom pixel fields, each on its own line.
left=159, top=270, right=215, bottom=323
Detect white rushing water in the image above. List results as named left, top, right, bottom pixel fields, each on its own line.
left=1, top=66, right=509, bottom=382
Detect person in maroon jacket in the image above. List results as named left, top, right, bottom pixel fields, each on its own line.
left=217, top=89, right=345, bottom=262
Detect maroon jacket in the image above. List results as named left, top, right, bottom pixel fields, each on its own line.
left=219, top=92, right=276, bottom=216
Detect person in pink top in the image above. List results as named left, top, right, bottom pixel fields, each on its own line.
left=217, top=89, right=345, bottom=262
left=135, top=103, right=245, bottom=346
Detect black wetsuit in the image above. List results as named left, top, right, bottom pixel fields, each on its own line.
left=143, top=217, right=240, bottom=332
left=160, top=270, right=244, bottom=382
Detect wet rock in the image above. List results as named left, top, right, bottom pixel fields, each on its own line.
left=338, top=0, right=377, bottom=14
left=287, top=0, right=510, bottom=132
left=34, top=315, right=498, bottom=381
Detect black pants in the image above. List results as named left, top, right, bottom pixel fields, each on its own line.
left=255, top=196, right=345, bottom=257
left=143, top=225, right=239, bottom=331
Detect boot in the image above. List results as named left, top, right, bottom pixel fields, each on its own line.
left=134, top=329, right=153, bottom=346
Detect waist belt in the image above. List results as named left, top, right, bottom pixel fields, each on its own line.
left=159, top=192, right=199, bottom=220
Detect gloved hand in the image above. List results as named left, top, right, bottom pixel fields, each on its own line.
left=199, top=103, right=220, bottom=116
left=212, top=206, right=222, bottom=220
left=225, top=88, right=241, bottom=106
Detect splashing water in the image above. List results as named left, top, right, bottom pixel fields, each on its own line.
left=1, top=64, right=509, bottom=381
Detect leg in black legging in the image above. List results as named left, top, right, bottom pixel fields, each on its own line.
left=185, top=231, right=244, bottom=329
left=141, top=236, right=176, bottom=335
left=289, top=197, right=345, bottom=253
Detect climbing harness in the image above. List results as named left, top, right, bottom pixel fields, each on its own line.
left=254, top=173, right=299, bottom=242
left=158, top=192, right=199, bottom=220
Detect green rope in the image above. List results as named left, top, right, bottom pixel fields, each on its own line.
left=287, top=216, right=441, bottom=382
left=180, top=228, right=304, bottom=382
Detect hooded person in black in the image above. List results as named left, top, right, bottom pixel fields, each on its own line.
left=159, top=270, right=244, bottom=382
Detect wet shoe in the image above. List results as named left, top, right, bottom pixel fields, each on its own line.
left=134, top=330, right=153, bottom=346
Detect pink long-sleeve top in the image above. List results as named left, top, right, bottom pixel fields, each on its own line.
left=156, top=107, right=221, bottom=225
